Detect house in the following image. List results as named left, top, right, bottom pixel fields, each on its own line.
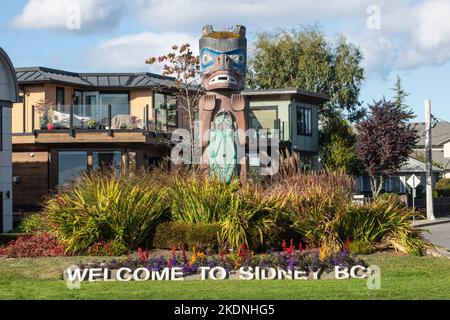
left=12, top=67, right=180, bottom=213
left=411, top=121, right=450, bottom=177
left=357, top=157, right=443, bottom=195
left=11, top=67, right=328, bottom=215
left=242, top=88, right=329, bottom=171
left=0, top=48, right=19, bottom=232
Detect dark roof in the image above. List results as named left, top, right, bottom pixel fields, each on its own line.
left=15, top=67, right=178, bottom=90
left=400, top=157, right=443, bottom=173
left=412, top=121, right=450, bottom=147
left=242, top=88, right=330, bottom=104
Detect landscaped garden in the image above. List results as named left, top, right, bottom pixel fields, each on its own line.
left=1, top=167, right=447, bottom=300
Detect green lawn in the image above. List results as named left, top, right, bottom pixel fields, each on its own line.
left=0, top=253, right=449, bottom=300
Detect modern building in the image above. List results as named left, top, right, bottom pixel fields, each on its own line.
left=11, top=67, right=328, bottom=215
left=12, top=67, right=180, bottom=213
left=0, top=48, right=19, bottom=232
left=242, top=88, right=329, bottom=171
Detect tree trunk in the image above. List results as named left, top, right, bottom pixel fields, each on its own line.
left=370, top=175, right=384, bottom=199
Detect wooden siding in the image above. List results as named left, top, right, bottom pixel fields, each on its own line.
left=12, top=151, right=49, bottom=209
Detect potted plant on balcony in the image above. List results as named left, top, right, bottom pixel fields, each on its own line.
left=46, top=109, right=55, bottom=130
left=86, top=119, right=97, bottom=129
left=35, top=98, right=52, bottom=130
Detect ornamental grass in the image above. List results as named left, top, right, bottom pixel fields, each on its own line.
left=33, top=167, right=430, bottom=257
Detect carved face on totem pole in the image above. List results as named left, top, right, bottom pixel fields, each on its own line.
left=199, top=25, right=247, bottom=91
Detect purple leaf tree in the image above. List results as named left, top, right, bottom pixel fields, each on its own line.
left=355, top=98, right=418, bottom=198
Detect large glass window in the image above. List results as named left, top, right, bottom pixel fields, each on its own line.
left=154, top=93, right=177, bottom=131
left=58, top=151, right=87, bottom=186
left=96, top=93, right=130, bottom=126
left=297, top=106, right=312, bottom=135
left=249, top=107, right=278, bottom=138
left=93, top=151, right=122, bottom=171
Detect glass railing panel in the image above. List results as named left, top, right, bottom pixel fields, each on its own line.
left=33, top=104, right=179, bottom=132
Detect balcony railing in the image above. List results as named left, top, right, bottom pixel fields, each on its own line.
left=30, top=104, right=178, bottom=134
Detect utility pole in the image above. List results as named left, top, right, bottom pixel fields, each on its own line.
left=425, top=99, right=435, bottom=221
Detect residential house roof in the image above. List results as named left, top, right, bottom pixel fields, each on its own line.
left=15, top=67, right=178, bottom=90
left=400, top=157, right=443, bottom=173
left=412, top=121, right=450, bottom=147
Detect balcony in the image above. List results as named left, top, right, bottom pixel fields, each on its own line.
left=14, top=104, right=178, bottom=145
left=34, top=104, right=177, bottom=132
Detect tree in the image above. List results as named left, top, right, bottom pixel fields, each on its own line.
left=391, top=73, right=410, bottom=111
left=319, top=117, right=363, bottom=175
left=247, top=26, right=365, bottom=121
left=146, top=44, right=201, bottom=159
left=355, top=98, right=418, bottom=197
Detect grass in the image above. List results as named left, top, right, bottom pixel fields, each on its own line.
left=0, top=253, right=449, bottom=300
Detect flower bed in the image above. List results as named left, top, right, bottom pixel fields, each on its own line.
left=69, top=244, right=367, bottom=281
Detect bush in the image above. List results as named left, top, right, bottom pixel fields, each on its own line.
left=169, top=175, right=281, bottom=249
left=348, top=240, right=374, bottom=255
left=86, top=240, right=128, bottom=256
left=45, top=171, right=169, bottom=254
left=0, top=233, right=65, bottom=257
left=337, top=197, right=429, bottom=255
left=152, top=221, right=221, bottom=251
left=14, top=213, right=52, bottom=234
left=436, top=178, right=450, bottom=197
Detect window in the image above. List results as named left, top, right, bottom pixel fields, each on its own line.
left=297, top=106, right=312, bottom=135
left=58, top=151, right=87, bottom=186
left=249, top=106, right=278, bottom=138
left=154, top=93, right=178, bottom=130
left=99, top=93, right=129, bottom=119
left=56, top=87, right=65, bottom=106
left=93, top=151, right=122, bottom=171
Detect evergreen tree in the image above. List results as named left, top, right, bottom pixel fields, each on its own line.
left=392, top=73, right=410, bottom=111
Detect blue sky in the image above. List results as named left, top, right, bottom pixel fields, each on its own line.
left=1, top=0, right=449, bottom=122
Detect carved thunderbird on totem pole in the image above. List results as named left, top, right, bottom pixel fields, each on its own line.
left=198, top=25, right=248, bottom=183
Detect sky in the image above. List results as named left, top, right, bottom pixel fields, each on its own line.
left=1, top=0, right=449, bottom=122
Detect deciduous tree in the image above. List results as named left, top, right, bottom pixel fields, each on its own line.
left=355, top=99, right=418, bottom=197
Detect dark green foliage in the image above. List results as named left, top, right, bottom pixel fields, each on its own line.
left=152, top=221, right=221, bottom=251
left=436, top=178, right=450, bottom=197
left=247, top=26, right=364, bottom=121
left=14, top=213, right=52, bottom=234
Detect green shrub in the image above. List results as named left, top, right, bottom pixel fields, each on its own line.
left=337, top=197, right=429, bottom=255
left=169, top=176, right=280, bottom=249
left=170, top=175, right=240, bottom=223
left=15, top=213, right=52, bottom=234
left=152, top=221, right=221, bottom=251
left=436, top=178, right=450, bottom=197
left=348, top=240, right=374, bottom=255
left=45, top=171, right=169, bottom=254
left=86, top=239, right=128, bottom=256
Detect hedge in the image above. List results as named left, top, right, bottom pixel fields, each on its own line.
left=152, top=222, right=222, bottom=251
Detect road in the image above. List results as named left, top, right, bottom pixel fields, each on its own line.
left=421, top=222, right=450, bottom=253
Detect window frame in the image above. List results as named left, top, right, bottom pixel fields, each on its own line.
left=56, top=87, right=65, bottom=106
left=296, top=105, right=313, bottom=136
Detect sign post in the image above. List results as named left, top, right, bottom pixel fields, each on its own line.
left=407, top=174, right=421, bottom=210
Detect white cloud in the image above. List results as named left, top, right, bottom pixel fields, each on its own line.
left=13, top=0, right=126, bottom=33
left=85, top=31, right=198, bottom=71
left=398, top=0, right=450, bottom=68
left=132, top=0, right=450, bottom=77
left=135, top=0, right=371, bottom=33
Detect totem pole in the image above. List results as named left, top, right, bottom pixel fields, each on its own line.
left=199, top=25, right=248, bottom=183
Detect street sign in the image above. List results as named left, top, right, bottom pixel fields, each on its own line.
left=407, top=174, right=421, bottom=189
